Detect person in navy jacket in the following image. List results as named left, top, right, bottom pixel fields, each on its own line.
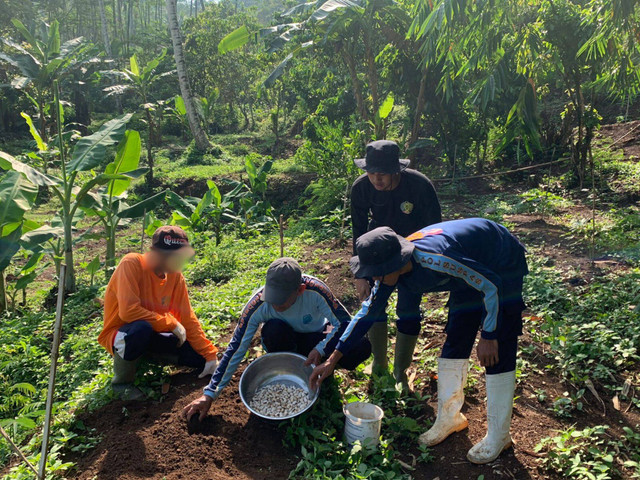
left=310, top=218, right=528, bottom=465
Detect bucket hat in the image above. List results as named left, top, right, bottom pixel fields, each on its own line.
left=354, top=140, right=410, bottom=174
left=349, top=227, right=415, bottom=279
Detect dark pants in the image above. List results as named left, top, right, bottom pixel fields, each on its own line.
left=114, top=320, right=205, bottom=371
left=261, top=319, right=372, bottom=371
left=396, top=284, right=422, bottom=335
left=369, top=281, right=422, bottom=335
left=441, top=283, right=525, bottom=375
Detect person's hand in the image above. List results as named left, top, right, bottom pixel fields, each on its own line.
left=198, top=358, right=218, bottom=378
left=172, top=322, right=187, bottom=347
left=309, top=351, right=342, bottom=390
left=183, top=395, right=213, bottom=421
left=355, top=278, right=371, bottom=302
left=477, top=338, right=499, bottom=367
left=304, top=349, right=322, bottom=367
left=309, top=361, right=335, bottom=391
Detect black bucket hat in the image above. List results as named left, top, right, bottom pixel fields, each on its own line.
left=349, top=227, right=415, bottom=279
left=354, top=140, right=410, bottom=174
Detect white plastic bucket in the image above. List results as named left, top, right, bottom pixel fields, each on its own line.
left=343, top=401, right=384, bottom=447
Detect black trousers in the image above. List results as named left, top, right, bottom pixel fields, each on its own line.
left=114, top=320, right=205, bottom=371
left=261, top=319, right=371, bottom=370
left=442, top=281, right=525, bottom=375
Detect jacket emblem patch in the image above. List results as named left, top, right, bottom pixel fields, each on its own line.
left=406, top=228, right=443, bottom=241
left=400, top=201, right=414, bottom=215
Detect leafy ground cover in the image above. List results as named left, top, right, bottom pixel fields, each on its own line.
left=2, top=125, right=640, bottom=480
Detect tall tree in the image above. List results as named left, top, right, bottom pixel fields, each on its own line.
left=98, top=0, right=113, bottom=57
left=166, top=0, right=211, bottom=150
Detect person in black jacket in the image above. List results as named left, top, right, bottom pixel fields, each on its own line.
left=350, top=140, right=442, bottom=391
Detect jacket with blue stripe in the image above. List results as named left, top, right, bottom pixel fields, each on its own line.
left=204, top=275, right=351, bottom=399
left=336, top=218, right=528, bottom=354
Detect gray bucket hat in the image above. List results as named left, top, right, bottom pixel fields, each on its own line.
left=349, top=227, right=415, bottom=279
left=354, top=140, right=410, bottom=174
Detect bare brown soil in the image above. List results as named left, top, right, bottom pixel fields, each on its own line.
left=68, top=368, right=296, bottom=480
left=599, top=120, right=640, bottom=160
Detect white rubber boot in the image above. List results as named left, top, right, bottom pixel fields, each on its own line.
left=418, top=358, right=469, bottom=447
left=467, top=370, right=516, bottom=464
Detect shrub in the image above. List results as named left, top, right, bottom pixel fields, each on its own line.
left=186, top=247, right=238, bottom=286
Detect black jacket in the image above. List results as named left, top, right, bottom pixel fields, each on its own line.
left=350, top=168, right=442, bottom=254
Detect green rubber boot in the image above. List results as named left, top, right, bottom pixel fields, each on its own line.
left=393, top=332, right=418, bottom=393
left=112, top=354, right=145, bottom=401
left=366, top=322, right=389, bottom=376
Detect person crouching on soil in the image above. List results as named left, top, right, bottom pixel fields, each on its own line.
left=183, top=257, right=372, bottom=421
left=310, top=218, right=529, bottom=464
left=98, top=226, right=219, bottom=401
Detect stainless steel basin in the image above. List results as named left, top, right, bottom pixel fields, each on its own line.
left=239, top=352, right=319, bottom=420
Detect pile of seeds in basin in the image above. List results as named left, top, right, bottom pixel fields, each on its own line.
left=249, top=384, right=310, bottom=418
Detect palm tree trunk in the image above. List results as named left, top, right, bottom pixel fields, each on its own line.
left=98, top=0, right=112, bottom=56
left=166, top=0, right=211, bottom=151
left=99, top=0, right=123, bottom=114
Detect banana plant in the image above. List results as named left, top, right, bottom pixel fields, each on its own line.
left=0, top=170, right=38, bottom=314
left=0, top=19, right=89, bottom=142
left=167, top=180, right=234, bottom=245
left=77, top=129, right=168, bottom=280
left=102, top=49, right=173, bottom=185
left=222, top=156, right=276, bottom=237
left=0, top=108, right=135, bottom=293
left=82, top=189, right=168, bottom=280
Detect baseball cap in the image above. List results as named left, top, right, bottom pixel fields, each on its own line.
left=263, top=257, right=302, bottom=305
left=151, top=226, right=195, bottom=257
left=349, top=227, right=415, bottom=278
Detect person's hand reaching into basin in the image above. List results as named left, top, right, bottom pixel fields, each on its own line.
left=304, top=348, right=322, bottom=367
left=183, top=395, right=213, bottom=421
left=309, top=350, right=343, bottom=390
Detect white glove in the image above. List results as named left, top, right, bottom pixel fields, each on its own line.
left=198, top=359, right=219, bottom=379
left=172, top=322, right=187, bottom=347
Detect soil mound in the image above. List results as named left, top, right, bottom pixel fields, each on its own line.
left=68, top=370, right=296, bottom=480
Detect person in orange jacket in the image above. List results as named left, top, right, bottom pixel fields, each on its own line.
left=99, top=226, right=218, bottom=400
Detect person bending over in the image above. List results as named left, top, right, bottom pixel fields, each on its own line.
left=311, top=219, right=528, bottom=464
left=98, top=226, right=218, bottom=401
left=183, top=257, right=371, bottom=420
left=351, top=140, right=441, bottom=390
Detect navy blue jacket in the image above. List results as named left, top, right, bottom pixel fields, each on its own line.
left=337, top=218, right=528, bottom=353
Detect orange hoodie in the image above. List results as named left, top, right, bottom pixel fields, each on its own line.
left=98, top=253, right=218, bottom=361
